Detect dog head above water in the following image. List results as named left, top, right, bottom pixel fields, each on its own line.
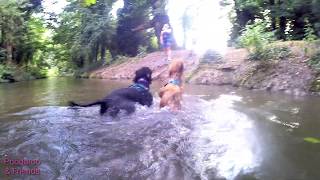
left=133, top=67, right=153, bottom=86
left=169, top=59, right=184, bottom=80
left=158, top=59, right=185, bottom=111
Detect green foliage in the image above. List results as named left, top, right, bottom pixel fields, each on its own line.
left=304, top=18, right=318, bottom=42
left=148, top=35, right=159, bottom=52
left=238, top=19, right=275, bottom=54
left=232, top=0, right=320, bottom=42
left=103, top=50, right=112, bottom=65
left=285, top=20, right=294, bottom=40
left=0, top=64, right=14, bottom=78
left=236, top=10, right=300, bottom=62
left=0, top=0, right=171, bottom=79
left=0, top=0, right=54, bottom=79
left=82, top=0, right=97, bottom=7
left=74, top=60, right=105, bottom=78
left=308, top=51, right=320, bottom=70
left=113, top=55, right=129, bottom=63
left=0, top=48, right=6, bottom=63
left=137, top=45, right=148, bottom=57
left=54, top=0, right=116, bottom=69
left=248, top=46, right=291, bottom=61
left=26, top=66, right=47, bottom=79
left=304, top=137, right=320, bottom=144
left=116, top=0, right=151, bottom=56
left=310, top=78, right=320, bottom=92
left=237, top=0, right=264, bottom=10
left=0, top=0, right=24, bottom=43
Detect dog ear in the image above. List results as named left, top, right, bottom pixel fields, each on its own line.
left=133, top=69, right=140, bottom=83
left=180, top=63, right=184, bottom=74
left=144, top=67, right=152, bottom=82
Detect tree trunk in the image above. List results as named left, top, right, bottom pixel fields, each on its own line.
left=100, top=44, right=106, bottom=62
left=0, top=28, right=3, bottom=46
left=230, top=0, right=253, bottom=41
left=132, top=14, right=170, bottom=48
left=96, top=44, right=100, bottom=62
left=279, top=16, right=286, bottom=40
left=274, top=0, right=286, bottom=40
left=91, top=43, right=99, bottom=63
left=269, top=0, right=276, bottom=30
left=6, top=43, right=13, bottom=63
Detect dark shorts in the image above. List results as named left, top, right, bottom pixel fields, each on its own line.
left=163, top=41, right=171, bottom=48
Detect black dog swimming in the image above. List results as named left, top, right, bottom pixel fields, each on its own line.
left=68, top=67, right=153, bottom=117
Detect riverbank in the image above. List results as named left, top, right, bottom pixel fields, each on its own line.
left=88, top=50, right=200, bottom=83
left=0, top=64, right=47, bottom=83
left=87, top=41, right=320, bottom=95
left=3, top=41, right=319, bottom=96
left=189, top=42, right=319, bottom=96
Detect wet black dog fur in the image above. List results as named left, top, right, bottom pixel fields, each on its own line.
left=68, top=67, right=153, bottom=117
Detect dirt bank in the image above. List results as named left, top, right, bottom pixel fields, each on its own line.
left=188, top=46, right=316, bottom=96
left=88, top=44, right=319, bottom=95
left=89, top=50, right=200, bottom=83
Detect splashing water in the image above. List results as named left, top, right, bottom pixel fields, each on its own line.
left=2, top=78, right=320, bottom=179
left=167, top=0, right=234, bottom=55
left=0, top=94, right=260, bottom=179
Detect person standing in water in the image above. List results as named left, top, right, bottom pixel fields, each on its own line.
left=160, top=24, right=173, bottom=62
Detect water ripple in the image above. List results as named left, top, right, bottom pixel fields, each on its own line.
left=0, top=94, right=262, bottom=179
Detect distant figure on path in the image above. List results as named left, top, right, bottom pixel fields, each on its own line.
left=160, top=24, right=173, bottom=62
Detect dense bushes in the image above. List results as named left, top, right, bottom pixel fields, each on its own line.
left=237, top=6, right=319, bottom=61
left=232, top=0, right=320, bottom=42
left=308, top=51, right=320, bottom=70
left=238, top=19, right=292, bottom=61
left=236, top=9, right=287, bottom=62
left=238, top=18, right=275, bottom=55
left=238, top=18, right=293, bottom=61
left=0, top=64, right=14, bottom=81
left=0, top=63, right=49, bottom=83
left=247, top=46, right=291, bottom=61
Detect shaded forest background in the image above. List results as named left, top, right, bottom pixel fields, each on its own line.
left=0, top=0, right=320, bottom=79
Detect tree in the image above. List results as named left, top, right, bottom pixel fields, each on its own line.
left=0, top=0, right=44, bottom=64
left=53, top=0, right=116, bottom=68
left=115, top=0, right=151, bottom=56
left=0, top=0, right=24, bottom=62
left=131, top=0, right=171, bottom=48
left=231, top=0, right=320, bottom=42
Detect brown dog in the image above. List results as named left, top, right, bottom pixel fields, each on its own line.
left=159, top=59, right=184, bottom=111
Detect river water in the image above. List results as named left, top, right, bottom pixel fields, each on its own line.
left=0, top=77, right=320, bottom=180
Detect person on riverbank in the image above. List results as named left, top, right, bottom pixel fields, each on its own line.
left=160, top=24, right=173, bottom=62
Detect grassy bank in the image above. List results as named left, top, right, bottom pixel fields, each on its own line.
left=0, top=64, right=47, bottom=83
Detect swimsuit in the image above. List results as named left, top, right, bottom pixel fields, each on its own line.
left=164, top=79, right=181, bottom=87
left=162, top=31, right=172, bottom=48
